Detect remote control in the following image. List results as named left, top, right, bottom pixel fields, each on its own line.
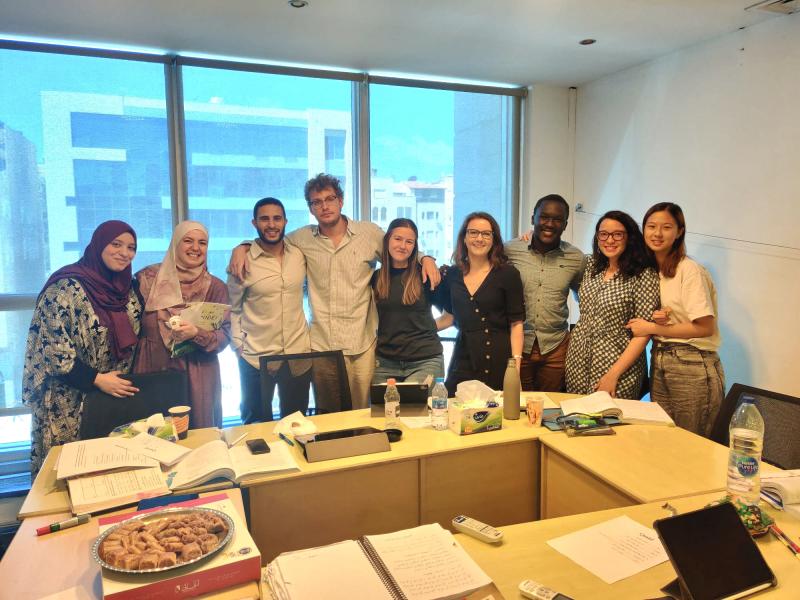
left=518, top=579, right=574, bottom=600
left=451, top=515, right=503, bottom=543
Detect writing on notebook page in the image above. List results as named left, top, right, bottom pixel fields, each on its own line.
left=367, top=524, right=490, bottom=599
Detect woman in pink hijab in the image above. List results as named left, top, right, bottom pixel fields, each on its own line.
left=134, top=221, right=231, bottom=428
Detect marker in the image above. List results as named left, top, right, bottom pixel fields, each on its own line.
left=278, top=432, right=295, bottom=447
left=36, top=514, right=90, bottom=536
left=227, top=432, right=248, bottom=448
left=770, top=524, right=800, bottom=555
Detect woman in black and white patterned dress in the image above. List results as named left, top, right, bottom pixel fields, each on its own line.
left=565, top=211, right=659, bottom=398
left=22, top=221, right=142, bottom=476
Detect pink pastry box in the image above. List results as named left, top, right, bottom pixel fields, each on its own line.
left=96, top=493, right=261, bottom=600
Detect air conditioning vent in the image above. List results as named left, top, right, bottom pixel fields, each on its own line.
left=745, top=0, right=800, bottom=14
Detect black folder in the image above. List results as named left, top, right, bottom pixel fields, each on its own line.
left=79, top=370, right=189, bottom=440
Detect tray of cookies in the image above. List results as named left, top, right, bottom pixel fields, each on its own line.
left=92, top=507, right=234, bottom=574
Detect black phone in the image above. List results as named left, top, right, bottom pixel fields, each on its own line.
left=246, top=438, right=270, bottom=454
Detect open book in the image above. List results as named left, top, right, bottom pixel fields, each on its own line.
left=559, top=392, right=674, bottom=426
left=761, top=470, right=800, bottom=509
left=67, top=466, right=170, bottom=514
left=266, top=523, right=495, bottom=600
left=167, top=439, right=299, bottom=490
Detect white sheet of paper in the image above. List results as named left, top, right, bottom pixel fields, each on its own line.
left=399, top=416, right=432, bottom=429
left=56, top=438, right=158, bottom=480
left=115, top=433, right=190, bottom=467
left=547, top=515, right=668, bottom=584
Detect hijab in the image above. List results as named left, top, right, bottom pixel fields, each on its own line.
left=39, top=220, right=139, bottom=360
left=144, top=221, right=212, bottom=348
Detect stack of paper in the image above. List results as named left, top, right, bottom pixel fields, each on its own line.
left=559, top=392, right=674, bottom=426
left=761, top=470, right=800, bottom=513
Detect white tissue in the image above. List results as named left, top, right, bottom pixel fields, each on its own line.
left=273, top=411, right=318, bottom=436
left=454, top=380, right=498, bottom=406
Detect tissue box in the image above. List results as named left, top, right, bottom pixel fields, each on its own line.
left=448, top=401, right=503, bottom=435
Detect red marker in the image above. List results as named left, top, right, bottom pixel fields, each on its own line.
left=36, top=513, right=90, bottom=536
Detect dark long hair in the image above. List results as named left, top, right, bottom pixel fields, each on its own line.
left=642, top=202, right=686, bottom=278
left=452, top=212, right=508, bottom=274
left=591, top=210, right=653, bottom=278
left=374, top=218, right=422, bottom=304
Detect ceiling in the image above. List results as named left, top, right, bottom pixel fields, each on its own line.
left=0, top=0, right=780, bottom=87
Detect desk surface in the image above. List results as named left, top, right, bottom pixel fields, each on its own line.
left=458, top=492, right=800, bottom=599
left=0, top=489, right=259, bottom=600
left=17, top=428, right=222, bottom=519
left=540, top=424, right=733, bottom=503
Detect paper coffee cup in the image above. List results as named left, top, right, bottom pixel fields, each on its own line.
left=526, top=398, right=544, bottom=427
left=168, top=405, right=191, bottom=439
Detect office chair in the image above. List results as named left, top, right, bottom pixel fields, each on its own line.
left=79, top=370, right=189, bottom=440
left=710, top=383, right=800, bottom=470
left=259, top=350, right=352, bottom=417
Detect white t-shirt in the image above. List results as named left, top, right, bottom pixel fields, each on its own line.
left=656, top=257, right=721, bottom=352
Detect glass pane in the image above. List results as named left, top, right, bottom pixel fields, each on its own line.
left=0, top=48, right=170, bottom=432
left=369, top=85, right=512, bottom=263
left=182, top=67, right=354, bottom=282
left=182, top=67, right=354, bottom=420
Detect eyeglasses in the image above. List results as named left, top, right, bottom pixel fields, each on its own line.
left=466, top=229, right=493, bottom=240
left=538, top=215, right=565, bottom=224
left=597, top=231, right=626, bottom=241
left=308, top=195, right=339, bottom=210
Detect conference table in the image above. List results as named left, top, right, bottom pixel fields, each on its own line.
left=9, top=392, right=791, bottom=599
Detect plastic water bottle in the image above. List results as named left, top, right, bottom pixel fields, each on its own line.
left=503, top=358, right=521, bottom=420
left=430, top=378, right=449, bottom=431
left=384, top=378, right=400, bottom=428
left=726, top=394, right=765, bottom=507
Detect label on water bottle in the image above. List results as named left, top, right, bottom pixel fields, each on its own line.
left=736, top=455, right=759, bottom=477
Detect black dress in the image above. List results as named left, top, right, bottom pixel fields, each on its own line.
left=443, top=264, right=525, bottom=395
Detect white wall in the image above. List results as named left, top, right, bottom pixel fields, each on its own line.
left=572, top=13, right=800, bottom=396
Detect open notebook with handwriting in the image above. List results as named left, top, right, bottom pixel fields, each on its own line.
left=265, top=523, right=500, bottom=600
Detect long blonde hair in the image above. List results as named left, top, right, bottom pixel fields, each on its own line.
left=374, top=218, right=422, bottom=305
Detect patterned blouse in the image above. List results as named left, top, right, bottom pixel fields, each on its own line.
left=22, top=278, right=141, bottom=475
left=565, top=256, right=659, bottom=399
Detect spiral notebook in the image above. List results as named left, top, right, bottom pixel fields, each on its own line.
left=266, top=523, right=497, bottom=600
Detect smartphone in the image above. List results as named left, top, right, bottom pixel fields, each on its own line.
left=246, top=438, right=270, bottom=454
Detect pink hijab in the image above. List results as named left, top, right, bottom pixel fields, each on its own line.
left=144, top=221, right=212, bottom=348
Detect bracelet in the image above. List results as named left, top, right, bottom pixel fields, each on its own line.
left=513, top=354, right=523, bottom=359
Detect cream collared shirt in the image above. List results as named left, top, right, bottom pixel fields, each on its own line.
left=227, top=239, right=310, bottom=369
left=286, top=217, right=384, bottom=356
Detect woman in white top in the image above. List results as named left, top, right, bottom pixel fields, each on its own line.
left=626, top=202, right=724, bottom=436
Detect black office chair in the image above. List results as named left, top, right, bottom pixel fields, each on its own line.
left=259, top=350, right=352, bottom=417
left=710, top=383, right=800, bottom=470
left=79, top=370, right=189, bottom=440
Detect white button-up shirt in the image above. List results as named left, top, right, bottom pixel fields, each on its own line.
left=227, top=240, right=310, bottom=369
left=287, top=217, right=383, bottom=355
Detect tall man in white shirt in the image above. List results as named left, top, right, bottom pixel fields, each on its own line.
left=227, top=197, right=311, bottom=423
left=230, top=174, right=440, bottom=410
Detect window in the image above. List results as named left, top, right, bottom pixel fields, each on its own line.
left=0, top=48, right=170, bottom=450
left=369, top=83, right=516, bottom=346
left=181, top=66, right=354, bottom=420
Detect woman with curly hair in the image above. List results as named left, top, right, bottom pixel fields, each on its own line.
left=439, top=212, right=525, bottom=395
left=565, top=210, right=659, bottom=398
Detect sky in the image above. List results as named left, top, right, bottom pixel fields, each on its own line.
left=0, top=48, right=455, bottom=183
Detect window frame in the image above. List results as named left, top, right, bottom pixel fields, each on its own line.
left=0, top=39, right=526, bottom=484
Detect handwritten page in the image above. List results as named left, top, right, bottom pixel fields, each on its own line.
left=366, top=523, right=491, bottom=600
left=273, top=540, right=390, bottom=599
left=56, top=437, right=158, bottom=480
left=115, top=432, right=191, bottom=467
left=547, top=515, right=668, bottom=584
left=67, top=466, right=169, bottom=513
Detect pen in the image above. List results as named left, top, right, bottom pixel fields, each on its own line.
left=278, top=432, right=295, bottom=447
left=770, top=524, right=800, bottom=554
left=227, top=432, right=248, bottom=448
left=36, top=513, right=90, bottom=536
left=769, top=526, right=800, bottom=559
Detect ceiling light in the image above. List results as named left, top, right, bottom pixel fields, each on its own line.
left=579, top=39, right=596, bottom=46
left=288, top=0, right=308, bottom=7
